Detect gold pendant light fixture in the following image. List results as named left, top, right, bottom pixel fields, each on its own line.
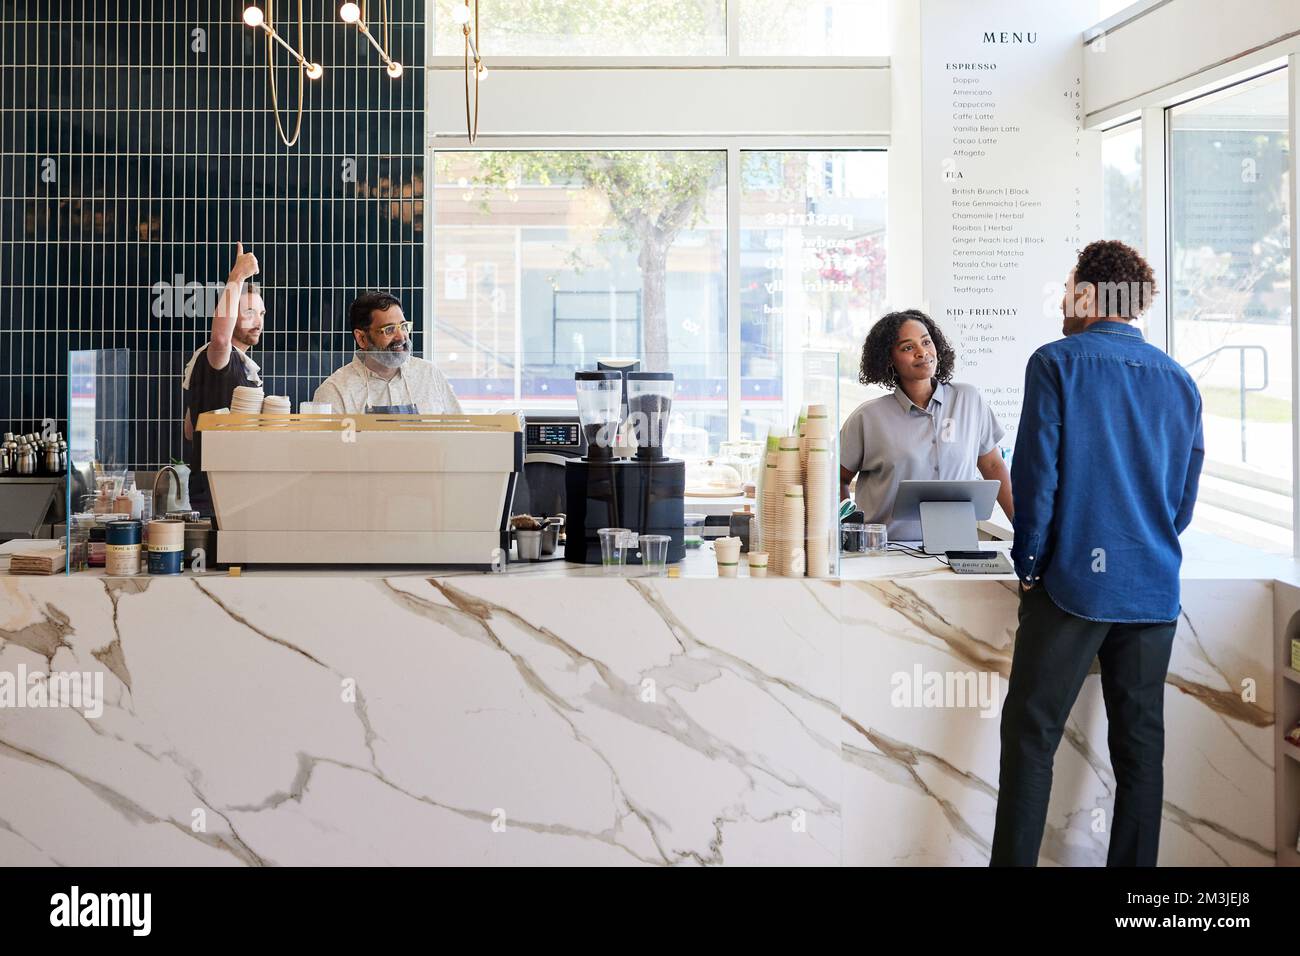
left=340, top=2, right=405, bottom=78
left=241, top=2, right=323, bottom=148
left=450, top=1, right=486, bottom=142
left=241, top=2, right=409, bottom=149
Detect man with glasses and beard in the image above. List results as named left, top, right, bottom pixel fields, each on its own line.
left=313, top=291, right=462, bottom=415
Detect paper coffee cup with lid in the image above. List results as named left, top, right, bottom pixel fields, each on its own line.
left=714, top=536, right=742, bottom=578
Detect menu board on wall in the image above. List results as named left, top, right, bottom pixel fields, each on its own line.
left=921, top=0, right=1101, bottom=445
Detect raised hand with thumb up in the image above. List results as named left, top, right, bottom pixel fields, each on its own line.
left=229, top=241, right=260, bottom=282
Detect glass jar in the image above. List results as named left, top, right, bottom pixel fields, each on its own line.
left=68, top=514, right=94, bottom=572
left=684, top=513, right=706, bottom=550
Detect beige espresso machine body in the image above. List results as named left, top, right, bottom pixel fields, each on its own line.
left=196, top=412, right=521, bottom=568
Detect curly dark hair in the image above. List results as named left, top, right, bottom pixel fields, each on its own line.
left=858, top=309, right=956, bottom=388
left=1074, top=239, right=1156, bottom=319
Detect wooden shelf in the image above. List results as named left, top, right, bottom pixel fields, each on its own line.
left=1284, top=667, right=1300, bottom=687
left=1285, top=746, right=1300, bottom=767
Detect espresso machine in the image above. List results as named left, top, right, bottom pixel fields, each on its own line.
left=564, top=370, right=685, bottom=564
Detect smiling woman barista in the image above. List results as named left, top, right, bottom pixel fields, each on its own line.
left=837, top=309, right=1014, bottom=541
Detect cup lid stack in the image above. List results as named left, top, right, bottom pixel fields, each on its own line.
left=231, top=386, right=265, bottom=414
left=260, top=394, right=291, bottom=426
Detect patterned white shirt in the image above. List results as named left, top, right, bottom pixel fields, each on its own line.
left=312, top=355, right=463, bottom=415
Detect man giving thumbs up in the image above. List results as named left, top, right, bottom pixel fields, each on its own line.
left=181, top=242, right=267, bottom=516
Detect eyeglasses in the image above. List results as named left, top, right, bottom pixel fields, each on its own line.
left=369, top=320, right=412, bottom=337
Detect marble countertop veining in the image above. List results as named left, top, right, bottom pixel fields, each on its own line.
left=0, top=541, right=1276, bottom=866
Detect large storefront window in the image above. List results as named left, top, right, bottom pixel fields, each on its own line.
left=433, top=151, right=728, bottom=448
left=739, top=1, right=887, bottom=56
left=432, top=1, right=887, bottom=56
left=433, top=1, right=728, bottom=55
left=1102, top=121, right=1142, bottom=252
left=1169, top=70, right=1292, bottom=552
left=433, top=148, right=885, bottom=456
left=739, top=150, right=887, bottom=437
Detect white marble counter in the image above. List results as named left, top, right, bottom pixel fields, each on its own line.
left=0, top=552, right=1277, bottom=866
left=37, top=525, right=1300, bottom=585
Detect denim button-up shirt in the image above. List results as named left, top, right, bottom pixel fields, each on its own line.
left=1010, top=321, right=1205, bottom=623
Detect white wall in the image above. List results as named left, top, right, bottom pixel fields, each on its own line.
left=1084, top=0, right=1300, bottom=123
left=428, top=61, right=890, bottom=140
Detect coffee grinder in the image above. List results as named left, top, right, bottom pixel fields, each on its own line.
left=597, top=357, right=640, bottom=457
left=564, top=369, right=685, bottom=564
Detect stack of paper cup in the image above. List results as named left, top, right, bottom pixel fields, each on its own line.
left=782, top=485, right=806, bottom=577
left=777, top=436, right=801, bottom=485
left=805, top=407, right=832, bottom=442
left=775, top=436, right=801, bottom=575
left=759, top=439, right=774, bottom=548
left=805, top=438, right=831, bottom=577
left=761, top=451, right=779, bottom=573
left=231, top=385, right=265, bottom=414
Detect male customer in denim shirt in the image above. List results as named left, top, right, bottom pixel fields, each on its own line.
left=991, top=240, right=1204, bottom=866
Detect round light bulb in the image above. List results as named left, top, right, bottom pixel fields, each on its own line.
left=450, top=4, right=471, bottom=25
left=306, top=62, right=324, bottom=80
left=477, top=65, right=489, bottom=81
left=242, top=5, right=265, bottom=27
left=386, top=61, right=404, bottom=78
left=339, top=2, right=361, bottom=24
